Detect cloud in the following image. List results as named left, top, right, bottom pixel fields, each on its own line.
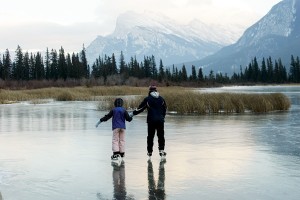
left=0, top=22, right=102, bottom=53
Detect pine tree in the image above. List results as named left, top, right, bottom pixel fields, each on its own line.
left=267, top=56, right=274, bottom=83
left=289, top=55, right=296, bottom=82
left=119, top=51, right=126, bottom=75
left=198, top=67, right=204, bottom=82
left=80, top=44, right=89, bottom=79
left=58, top=47, right=67, bottom=80
left=35, top=52, right=44, bottom=80
left=261, top=58, right=267, bottom=83
left=23, top=52, right=30, bottom=80
left=3, top=49, right=12, bottom=80
left=50, top=49, right=58, bottom=80
left=111, top=53, right=118, bottom=75
left=191, top=65, right=197, bottom=81
left=45, top=48, right=50, bottom=80
left=158, top=59, right=165, bottom=82
left=13, top=45, right=23, bottom=80
left=181, top=64, right=187, bottom=81
left=29, top=53, right=35, bottom=79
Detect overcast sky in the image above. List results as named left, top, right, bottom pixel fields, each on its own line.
left=0, top=0, right=282, bottom=53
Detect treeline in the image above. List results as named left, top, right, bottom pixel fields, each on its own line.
left=91, top=53, right=300, bottom=84
left=0, top=45, right=89, bottom=81
left=1, top=46, right=300, bottom=87
left=231, top=56, right=300, bottom=84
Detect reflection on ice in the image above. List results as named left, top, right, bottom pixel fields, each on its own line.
left=148, top=160, right=166, bottom=200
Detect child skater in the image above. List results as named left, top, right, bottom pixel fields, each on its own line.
left=95, top=98, right=133, bottom=162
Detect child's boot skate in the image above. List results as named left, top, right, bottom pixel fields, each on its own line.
left=111, top=154, right=121, bottom=166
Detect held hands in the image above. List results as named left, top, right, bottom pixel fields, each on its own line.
left=95, top=120, right=102, bottom=128
left=129, top=112, right=134, bottom=118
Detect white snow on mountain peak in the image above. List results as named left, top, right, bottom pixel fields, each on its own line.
left=112, top=10, right=243, bottom=45
left=237, top=0, right=297, bottom=46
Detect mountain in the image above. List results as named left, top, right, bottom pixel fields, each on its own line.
left=85, top=11, right=243, bottom=66
left=184, top=0, right=300, bottom=75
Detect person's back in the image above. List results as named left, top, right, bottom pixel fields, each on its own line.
left=145, top=92, right=166, bottom=123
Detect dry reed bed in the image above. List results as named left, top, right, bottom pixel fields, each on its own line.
left=161, top=91, right=290, bottom=114
left=0, top=86, right=291, bottom=114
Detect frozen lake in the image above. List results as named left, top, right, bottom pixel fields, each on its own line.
left=0, top=85, right=300, bottom=200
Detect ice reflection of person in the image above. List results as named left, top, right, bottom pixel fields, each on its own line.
left=97, top=164, right=134, bottom=200
left=112, top=164, right=126, bottom=199
left=0, top=191, right=2, bottom=200
left=148, top=160, right=166, bottom=200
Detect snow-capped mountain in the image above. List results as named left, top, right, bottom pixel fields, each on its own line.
left=187, top=0, right=300, bottom=75
left=86, top=11, right=243, bottom=66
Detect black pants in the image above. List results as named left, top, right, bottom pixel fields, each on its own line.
left=147, top=121, right=165, bottom=153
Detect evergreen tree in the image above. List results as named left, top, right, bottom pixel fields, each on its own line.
left=181, top=64, right=188, bottom=81
left=3, top=49, right=12, bottom=80
left=252, top=57, right=260, bottom=82
left=274, top=60, right=280, bottom=83
left=50, top=49, right=58, bottom=80
left=45, top=48, right=50, bottom=80
left=150, top=55, right=157, bottom=79
left=261, top=58, right=267, bottom=83
left=35, top=52, right=44, bottom=80
left=119, top=51, right=126, bottom=75
left=278, top=58, right=287, bottom=83
left=198, top=67, right=204, bottom=82
left=66, top=53, right=73, bottom=79
left=58, top=47, right=67, bottom=80
left=191, top=65, right=197, bottom=81
left=72, top=53, right=81, bottom=79
left=111, top=53, right=118, bottom=75
left=13, top=45, right=23, bottom=80
left=23, top=52, right=30, bottom=80
left=158, top=59, right=165, bottom=82
left=267, top=56, right=274, bottom=83
left=29, top=53, right=35, bottom=79
left=80, top=44, right=89, bottom=78
left=143, top=56, right=151, bottom=78
left=289, top=55, right=296, bottom=82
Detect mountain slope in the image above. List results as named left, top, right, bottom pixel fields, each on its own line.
left=185, top=0, right=300, bottom=75
left=86, top=11, right=243, bottom=66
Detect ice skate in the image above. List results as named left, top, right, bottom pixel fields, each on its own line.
left=159, top=150, right=167, bottom=160
left=111, top=154, right=121, bottom=166
left=147, top=152, right=152, bottom=160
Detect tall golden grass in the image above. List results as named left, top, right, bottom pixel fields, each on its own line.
left=0, top=86, right=291, bottom=114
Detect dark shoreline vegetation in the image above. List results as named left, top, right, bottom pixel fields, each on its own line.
left=1, top=46, right=300, bottom=89
left=0, top=86, right=291, bottom=114
left=0, top=45, right=295, bottom=114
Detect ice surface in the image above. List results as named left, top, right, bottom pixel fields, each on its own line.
left=0, top=86, right=300, bottom=200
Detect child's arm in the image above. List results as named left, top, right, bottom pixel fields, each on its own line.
left=95, top=110, right=113, bottom=128
left=100, top=110, right=113, bottom=122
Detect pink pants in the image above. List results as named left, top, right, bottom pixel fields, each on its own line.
left=112, top=128, right=126, bottom=153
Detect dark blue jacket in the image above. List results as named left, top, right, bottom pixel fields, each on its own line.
left=100, top=107, right=132, bottom=130
left=133, top=92, right=167, bottom=123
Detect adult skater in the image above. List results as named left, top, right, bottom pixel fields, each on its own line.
left=132, top=85, right=167, bottom=159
